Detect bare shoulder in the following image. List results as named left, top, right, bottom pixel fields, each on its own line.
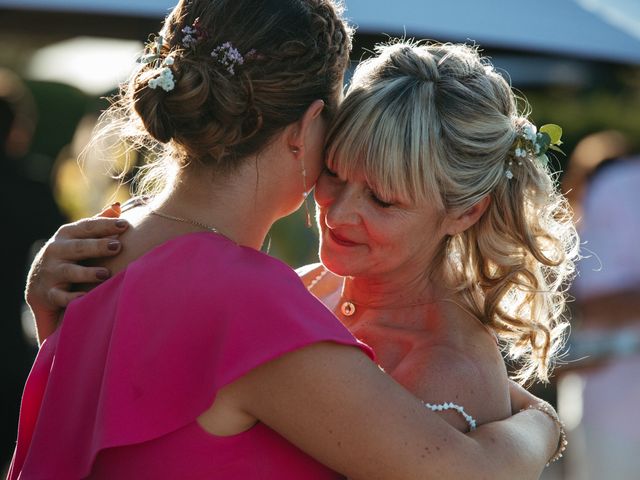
left=397, top=341, right=511, bottom=431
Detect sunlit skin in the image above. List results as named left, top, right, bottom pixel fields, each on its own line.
left=315, top=164, right=449, bottom=305
left=17, top=28, right=566, bottom=472
left=305, top=162, right=511, bottom=431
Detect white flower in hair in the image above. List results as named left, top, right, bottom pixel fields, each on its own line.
left=515, top=147, right=527, bottom=158
left=522, top=124, right=537, bottom=142
left=156, top=68, right=175, bottom=92
left=148, top=56, right=176, bottom=92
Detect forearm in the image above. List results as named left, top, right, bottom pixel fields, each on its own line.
left=376, top=407, right=556, bottom=480
left=26, top=248, right=57, bottom=346
left=465, top=409, right=558, bottom=480
left=240, top=342, right=559, bottom=480
left=32, top=309, right=62, bottom=346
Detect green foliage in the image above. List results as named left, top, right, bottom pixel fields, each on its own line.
left=26, top=80, right=90, bottom=160
left=535, top=124, right=564, bottom=167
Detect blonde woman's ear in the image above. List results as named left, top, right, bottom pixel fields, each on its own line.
left=444, top=195, right=491, bottom=236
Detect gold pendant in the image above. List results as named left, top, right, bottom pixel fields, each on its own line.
left=340, top=301, right=356, bottom=317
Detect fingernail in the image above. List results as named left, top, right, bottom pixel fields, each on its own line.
left=96, top=269, right=110, bottom=280
left=111, top=202, right=121, bottom=207
left=115, top=219, right=127, bottom=228
left=108, top=241, right=120, bottom=251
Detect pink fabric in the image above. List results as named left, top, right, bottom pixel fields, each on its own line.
left=9, top=232, right=373, bottom=479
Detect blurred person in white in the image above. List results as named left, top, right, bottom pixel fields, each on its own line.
left=561, top=130, right=631, bottom=221
left=559, top=154, right=640, bottom=480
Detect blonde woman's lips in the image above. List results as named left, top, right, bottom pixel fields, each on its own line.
left=328, top=229, right=360, bottom=247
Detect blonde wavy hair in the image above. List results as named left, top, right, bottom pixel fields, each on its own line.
left=325, top=41, right=579, bottom=383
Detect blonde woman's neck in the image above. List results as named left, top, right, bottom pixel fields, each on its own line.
left=341, top=269, right=442, bottom=311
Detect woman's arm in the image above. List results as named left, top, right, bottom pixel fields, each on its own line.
left=225, top=341, right=559, bottom=480
left=25, top=213, right=128, bottom=344
left=26, top=225, right=559, bottom=477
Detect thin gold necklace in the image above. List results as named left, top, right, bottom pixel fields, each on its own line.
left=338, top=285, right=439, bottom=317
left=150, top=209, right=218, bottom=233
left=304, top=267, right=437, bottom=317
left=339, top=298, right=441, bottom=317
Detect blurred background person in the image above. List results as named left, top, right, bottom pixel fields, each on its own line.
left=0, top=69, right=67, bottom=472
left=558, top=145, right=640, bottom=480
left=561, top=130, right=632, bottom=220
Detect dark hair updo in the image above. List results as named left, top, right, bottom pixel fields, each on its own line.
left=109, top=0, right=351, bottom=183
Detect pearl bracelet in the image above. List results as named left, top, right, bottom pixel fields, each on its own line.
left=524, top=402, right=568, bottom=465
left=424, top=402, right=477, bottom=431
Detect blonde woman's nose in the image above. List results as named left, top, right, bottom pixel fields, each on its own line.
left=324, top=185, right=363, bottom=228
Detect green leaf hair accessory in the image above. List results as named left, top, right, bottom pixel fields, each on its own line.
left=508, top=122, right=564, bottom=178
left=138, top=35, right=165, bottom=66
left=539, top=124, right=565, bottom=157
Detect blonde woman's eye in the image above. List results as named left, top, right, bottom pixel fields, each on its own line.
left=370, top=192, right=393, bottom=208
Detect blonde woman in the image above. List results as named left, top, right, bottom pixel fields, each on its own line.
left=303, top=41, right=578, bottom=431
left=17, top=27, right=564, bottom=480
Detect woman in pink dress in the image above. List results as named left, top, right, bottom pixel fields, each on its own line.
left=12, top=0, right=564, bottom=479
